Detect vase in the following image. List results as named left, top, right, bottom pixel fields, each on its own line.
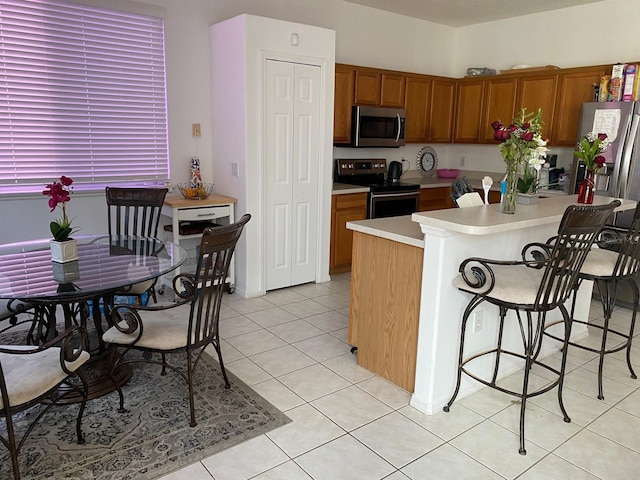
left=577, top=169, right=595, bottom=204
left=501, top=161, right=519, bottom=214
left=50, top=238, right=79, bottom=263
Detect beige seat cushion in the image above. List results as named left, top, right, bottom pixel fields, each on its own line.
left=119, top=279, right=155, bottom=296
left=580, top=248, right=632, bottom=278
left=103, top=309, right=191, bottom=351
left=0, top=346, right=90, bottom=409
left=452, top=264, right=545, bottom=306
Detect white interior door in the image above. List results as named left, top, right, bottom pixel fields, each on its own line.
left=264, top=59, right=320, bottom=291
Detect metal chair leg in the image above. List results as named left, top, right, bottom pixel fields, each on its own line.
left=444, top=296, right=482, bottom=412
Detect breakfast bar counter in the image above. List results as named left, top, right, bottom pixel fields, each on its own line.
left=347, top=195, right=635, bottom=412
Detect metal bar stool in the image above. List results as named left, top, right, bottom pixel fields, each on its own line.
left=443, top=201, right=619, bottom=455
left=544, top=202, right=640, bottom=400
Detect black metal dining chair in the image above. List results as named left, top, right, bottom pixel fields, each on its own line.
left=544, top=202, right=640, bottom=400
left=444, top=201, right=619, bottom=455
left=0, top=325, right=90, bottom=480
left=105, top=187, right=168, bottom=305
left=102, top=214, right=250, bottom=427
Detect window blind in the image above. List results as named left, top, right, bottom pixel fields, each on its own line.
left=0, top=0, right=169, bottom=194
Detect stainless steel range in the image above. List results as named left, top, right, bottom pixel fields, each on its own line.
left=334, top=158, right=420, bottom=218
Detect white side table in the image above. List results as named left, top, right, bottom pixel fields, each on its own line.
left=161, top=194, right=237, bottom=291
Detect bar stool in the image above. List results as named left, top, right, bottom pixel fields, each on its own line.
left=544, top=202, right=640, bottom=400
left=443, top=201, right=619, bottom=455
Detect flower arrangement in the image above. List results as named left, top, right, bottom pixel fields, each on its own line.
left=491, top=109, right=548, bottom=209
left=43, top=175, right=76, bottom=242
left=575, top=132, right=609, bottom=173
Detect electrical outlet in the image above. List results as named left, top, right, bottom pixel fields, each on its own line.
left=231, top=162, right=239, bottom=177
left=472, top=309, right=484, bottom=333
left=460, top=156, right=466, bottom=167
left=192, top=123, right=201, bottom=138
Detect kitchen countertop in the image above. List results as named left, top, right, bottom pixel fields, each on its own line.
left=346, top=215, right=424, bottom=248
left=412, top=194, right=635, bottom=235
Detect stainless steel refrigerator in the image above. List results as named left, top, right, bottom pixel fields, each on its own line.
left=569, top=101, right=640, bottom=306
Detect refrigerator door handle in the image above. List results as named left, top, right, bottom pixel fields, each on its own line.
left=618, top=113, right=640, bottom=199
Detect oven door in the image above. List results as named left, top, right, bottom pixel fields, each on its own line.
left=369, top=191, right=419, bottom=218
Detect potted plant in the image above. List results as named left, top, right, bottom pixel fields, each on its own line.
left=516, top=156, right=547, bottom=204
left=43, top=175, right=79, bottom=263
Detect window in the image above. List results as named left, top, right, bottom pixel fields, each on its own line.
left=0, top=0, right=169, bottom=194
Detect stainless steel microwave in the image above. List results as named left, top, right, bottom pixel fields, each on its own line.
left=351, top=105, right=406, bottom=147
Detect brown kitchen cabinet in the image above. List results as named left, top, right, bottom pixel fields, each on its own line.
left=330, top=192, right=367, bottom=274
left=454, top=78, right=484, bottom=143
left=419, top=187, right=455, bottom=211
left=404, top=74, right=431, bottom=143
left=380, top=72, right=406, bottom=108
left=516, top=74, right=559, bottom=141
left=481, top=77, right=518, bottom=143
left=354, top=67, right=381, bottom=105
left=428, top=78, right=456, bottom=143
left=354, top=66, right=406, bottom=107
left=334, top=64, right=355, bottom=144
left=553, top=66, right=608, bottom=146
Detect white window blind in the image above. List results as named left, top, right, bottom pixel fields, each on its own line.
left=0, top=0, right=169, bottom=194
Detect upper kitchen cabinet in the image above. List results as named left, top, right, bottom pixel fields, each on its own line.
left=428, top=78, right=456, bottom=143
left=454, top=76, right=517, bottom=143
left=403, top=74, right=455, bottom=144
left=454, top=78, right=484, bottom=143
left=552, top=66, right=608, bottom=146
left=380, top=72, right=406, bottom=107
left=404, top=74, right=431, bottom=143
left=481, top=77, right=518, bottom=143
left=334, top=64, right=355, bottom=144
left=354, top=67, right=380, bottom=105
left=515, top=74, right=559, bottom=142
left=354, top=66, right=406, bottom=107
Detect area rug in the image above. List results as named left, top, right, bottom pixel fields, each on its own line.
left=0, top=349, right=290, bottom=479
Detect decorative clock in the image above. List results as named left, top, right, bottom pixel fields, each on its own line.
left=416, top=146, right=438, bottom=176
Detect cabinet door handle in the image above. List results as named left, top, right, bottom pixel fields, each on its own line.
left=197, top=213, right=216, bottom=217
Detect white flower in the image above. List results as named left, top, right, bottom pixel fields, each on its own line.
left=528, top=156, right=546, bottom=171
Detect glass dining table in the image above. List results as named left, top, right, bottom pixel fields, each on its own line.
left=0, top=234, right=187, bottom=401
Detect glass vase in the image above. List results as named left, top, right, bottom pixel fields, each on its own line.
left=501, top=161, right=519, bottom=214
left=577, top=169, right=595, bottom=204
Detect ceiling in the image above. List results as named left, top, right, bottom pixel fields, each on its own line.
left=343, top=0, right=604, bottom=27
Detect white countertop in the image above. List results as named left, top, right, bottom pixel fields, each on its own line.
left=412, top=194, right=636, bottom=235
left=347, top=215, right=424, bottom=248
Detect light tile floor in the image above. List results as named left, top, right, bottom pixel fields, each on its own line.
left=159, top=273, right=640, bottom=480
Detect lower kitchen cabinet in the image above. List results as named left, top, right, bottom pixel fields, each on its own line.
left=330, top=192, right=367, bottom=274
left=419, top=187, right=456, bottom=211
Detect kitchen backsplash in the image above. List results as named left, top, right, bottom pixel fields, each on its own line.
left=333, top=143, right=575, bottom=175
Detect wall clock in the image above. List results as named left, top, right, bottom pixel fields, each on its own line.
left=416, top=146, right=438, bottom=176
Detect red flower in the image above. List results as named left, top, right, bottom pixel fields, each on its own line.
left=595, top=156, right=606, bottom=168
left=521, top=131, right=534, bottom=142
left=597, top=133, right=608, bottom=141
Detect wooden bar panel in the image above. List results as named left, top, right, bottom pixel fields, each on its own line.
left=349, top=231, right=423, bottom=392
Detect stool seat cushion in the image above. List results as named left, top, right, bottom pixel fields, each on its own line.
left=580, top=248, right=633, bottom=279
left=452, top=264, right=545, bottom=306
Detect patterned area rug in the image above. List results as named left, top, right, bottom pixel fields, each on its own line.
left=0, top=348, right=290, bottom=479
